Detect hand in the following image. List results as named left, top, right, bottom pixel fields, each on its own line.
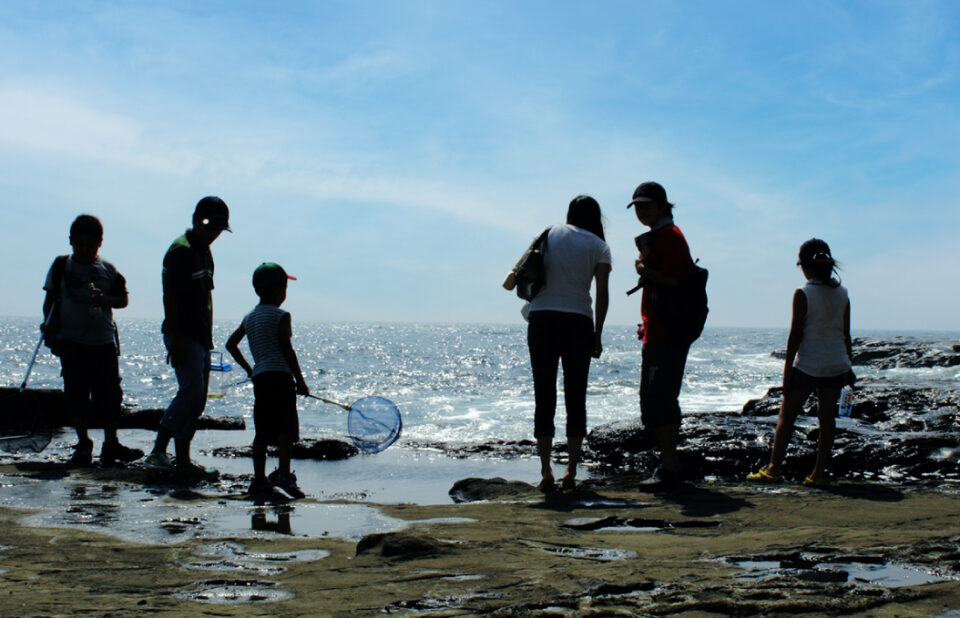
left=636, top=323, right=645, bottom=341
left=295, top=377, right=309, bottom=397
left=89, top=287, right=107, bottom=305
left=592, top=334, right=603, bottom=359
left=635, top=258, right=647, bottom=277
left=166, top=338, right=186, bottom=368
left=844, top=369, right=857, bottom=386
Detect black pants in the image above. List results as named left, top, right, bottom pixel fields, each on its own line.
left=639, top=340, right=689, bottom=429
left=527, top=311, right=594, bottom=439
left=58, top=340, right=123, bottom=424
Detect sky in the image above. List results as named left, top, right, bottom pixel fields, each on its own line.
left=1, top=1, right=958, bottom=330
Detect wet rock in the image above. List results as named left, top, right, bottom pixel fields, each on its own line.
left=772, top=337, right=960, bottom=369
left=448, top=477, right=540, bottom=503
left=405, top=439, right=536, bottom=459
left=212, top=438, right=358, bottom=461
left=0, top=387, right=244, bottom=431
left=356, top=532, right=445, bottom=559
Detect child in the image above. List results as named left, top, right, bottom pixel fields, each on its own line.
left=43, top=214, right=143, bottom=466
left=226, top=263, right=309, bottom=498
left=747, top=239, right=854, bottom=486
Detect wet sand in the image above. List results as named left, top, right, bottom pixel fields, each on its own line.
left=0, top=463, right=958, bottom=616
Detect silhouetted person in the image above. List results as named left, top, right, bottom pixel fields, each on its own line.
left=145, top=197, right=230, bottom=481
left=43, top=214, right=142, bottom=466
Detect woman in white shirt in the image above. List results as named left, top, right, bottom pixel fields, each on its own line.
left=527, top=195, right=611, bottom=492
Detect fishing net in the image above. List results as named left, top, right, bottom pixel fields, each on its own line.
left=0, top=391, right=53, bottom=453
left=347, top=396, right=402, bottom=453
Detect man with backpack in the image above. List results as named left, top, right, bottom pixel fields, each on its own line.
left=628, top=181, right=706, bottom=491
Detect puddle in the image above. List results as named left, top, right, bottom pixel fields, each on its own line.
left=563, top=515, right=720, bottom=532
left=724, top=553, right=955, bottom=588
left=176, top=579, right=294, bottom=603
left=538, top=545, right=637, bottom=561
left=0, top=475, right=408, bottom=544
left=385, top=591, right=500, bottom=611
left=186, top=542, right=329, bottom=575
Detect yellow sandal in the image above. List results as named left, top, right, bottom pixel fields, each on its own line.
left=746, top=468, right=783, bottom=483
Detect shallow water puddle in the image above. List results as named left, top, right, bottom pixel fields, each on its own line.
left=563, top=515, right=720, bottom=532
left=186, top=541, right=329, bottom=575
left=724, top=553, right=954, bottom=587
left=0, top=475, right=408, bottom=543
left=176, top=579, right=294, bottom=604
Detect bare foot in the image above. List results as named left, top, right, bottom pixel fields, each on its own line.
left=559, top=474, right=576, bottom=491
left=536, top=475, right=556, bottom=491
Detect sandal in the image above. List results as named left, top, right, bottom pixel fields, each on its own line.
left=802, top=475, right=829, bottom=487
left=746, top=468, right=783, bottom=483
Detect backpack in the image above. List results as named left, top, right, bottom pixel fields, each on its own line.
left=515, top=228, right=550, bottom=302
left=654, top=261, right=709, bottom=344
left=42, top=255, right=69, bottom=356
left=639, top=227, right=709, bottom=345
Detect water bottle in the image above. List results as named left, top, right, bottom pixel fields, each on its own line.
left=838, top=385, right=853, bottom=417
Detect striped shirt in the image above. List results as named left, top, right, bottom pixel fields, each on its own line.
left=242, top=304, right=292, bottom=377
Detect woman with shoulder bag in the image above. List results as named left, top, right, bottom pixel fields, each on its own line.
left=525, top=195, right=611, bottom=492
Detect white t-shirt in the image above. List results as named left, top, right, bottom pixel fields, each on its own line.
left=794, top=280, right=851, bottom=377
left=44, top=256, right=124, bottom=347
left=528, top=224, right=612, bottom=319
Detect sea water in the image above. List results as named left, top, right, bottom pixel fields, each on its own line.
left=2, top=318, right=959, bottom=504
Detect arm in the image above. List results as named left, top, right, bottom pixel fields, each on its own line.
left=592, top=263, right=611, bottom=358
left=278, top=313, right=309, bottom=396
left=843, top=299, right=856, bottom=385
left=782, top=289, right=807, bottom=389
left=634, top=260, right=681, bottom=287
left=91, top=273, right=129, bottom=309
left=225, top=323, right=253, bottom=378
left=42, top=291, right=56, bottom=326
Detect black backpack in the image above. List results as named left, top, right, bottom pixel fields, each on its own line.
left=653, top=261, right=709, bottom=344
left=42, top=255, right=69, bottom=356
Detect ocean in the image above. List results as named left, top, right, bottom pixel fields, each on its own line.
left=2, top=318, right=959, bottom=506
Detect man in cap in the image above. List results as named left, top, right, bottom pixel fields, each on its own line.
left=628, top=182, right=695, bottom=491
left=146, top=196, right=230, bottom=480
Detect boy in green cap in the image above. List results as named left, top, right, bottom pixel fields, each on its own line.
left=226, top=263, right=309, bottom=498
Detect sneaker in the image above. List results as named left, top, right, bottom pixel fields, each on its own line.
left=247, top=477, right=274, bottom=497
left=100, top=442, right=144, bottom=467
left=144, top=452, right=175, bottom=472
left=268, top=469, right=305, bottom=499
left=66, top=438, right=93, bottom=467
left=176, top=462, right=220, bottom=483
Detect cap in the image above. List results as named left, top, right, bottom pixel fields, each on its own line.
left=194, top=196, right=231, bottom=232
left=253, top=262, right=297, bottom=295
left=627, top=181, right=668, bottom=208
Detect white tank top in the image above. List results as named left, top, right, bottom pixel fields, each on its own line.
left=794, top=280, right=851, bottom=377
left=242, top=304, right=292, bottom=377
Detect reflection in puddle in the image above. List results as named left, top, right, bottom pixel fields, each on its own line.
left=539, top=545, right=637, bottom=561
left=0, top=475, right=407, bottom=544
left=563, top=516, right=720, bottom=532
left=176, top=579, right=294, bottom=604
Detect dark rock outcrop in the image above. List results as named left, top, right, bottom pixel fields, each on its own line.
left=356, top=532, right=446, bottom=559
left=212, top=438, right=358, bottom=461
left=449, top=477, right=541, bottom=503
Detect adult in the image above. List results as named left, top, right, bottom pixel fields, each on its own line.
left=629, top=181, right=695, bottom=491
left=145, top=196, right=230, bottom=480
left=527, top=195, right=611, bottom=491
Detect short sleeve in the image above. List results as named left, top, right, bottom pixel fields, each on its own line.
left=42, top=259, right=58, bottom=292
left=596, top=240, right=612, bottom=266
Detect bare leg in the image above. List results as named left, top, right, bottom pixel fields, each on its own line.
left=277, top=434, right=293, bottom=475
left=766, top=389, right=807, bottom=476
left=536, top=436, right=555, bottom=489
left=174, top=437, right=191, bottom=469
left=655, top=424, right=682, bottom=472
left=152, top=427, right=172, bottom=455
left=252, top=444, right=267, bottom=481
left=560, top=435, right=583, bottom=490
left=810, top=386, right=841, bottom=482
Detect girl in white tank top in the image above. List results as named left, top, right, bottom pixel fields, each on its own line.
left=747, top=239, right=854, bottom=487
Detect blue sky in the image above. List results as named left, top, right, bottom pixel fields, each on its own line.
left=1, top=1, right=958, bottom=330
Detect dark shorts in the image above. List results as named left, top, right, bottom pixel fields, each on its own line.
left=252, top=372, right=299, bottom=446
left=58, top=340, right=123, bottom=423
left=640, top=340, right=689, bottom=429
left=789, top=368, right=846, bottom=394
